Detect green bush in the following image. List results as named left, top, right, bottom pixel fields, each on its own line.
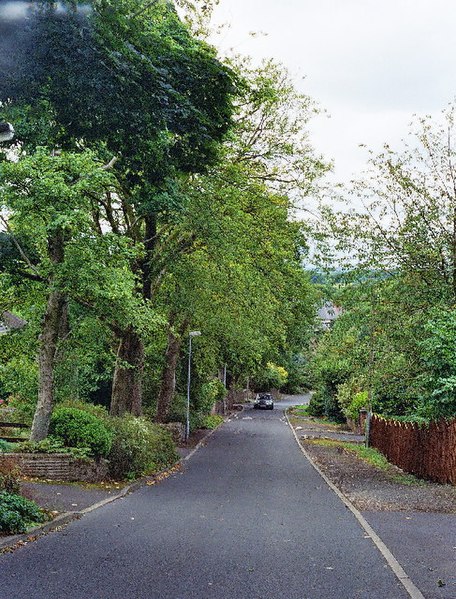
left=308, top=390, right=345, bottom=422
left=57, top=399, right=110, bottom=420
left=50, top=407, right=113, bottom=458
left=0, top=491, right=47, bottom=534
left=200, top=414, right=224, bottom=430
left=344, top=391, right=369, bottom=421
left=14, top=436, right=92, bottom=460
left=0, top=439, right=14, bottom=453
left=196, top=380, right=227, bottom=415
left=108, top=416, right=178, bottom=480
left=336, top=379, right=369, bottom=421
left=168, top=395, right=203, bottom=432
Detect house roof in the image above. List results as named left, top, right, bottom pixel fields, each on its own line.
left=317, top=301, right=342, bottom=323
left=0, top=311, right=27, bottom=334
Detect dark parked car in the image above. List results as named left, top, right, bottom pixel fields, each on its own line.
left=253, top=393, right=274, bottom=410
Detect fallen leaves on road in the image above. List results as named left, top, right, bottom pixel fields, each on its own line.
left=146, top=464, right=182, bottom=486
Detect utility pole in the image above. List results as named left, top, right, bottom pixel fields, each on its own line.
left=186, top=331, right=201, bottom=441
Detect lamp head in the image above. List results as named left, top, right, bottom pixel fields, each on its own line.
left=0, top=122, right=14, bottom=142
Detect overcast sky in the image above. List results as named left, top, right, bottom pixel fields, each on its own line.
left=210, top=0, right=456, bottom=184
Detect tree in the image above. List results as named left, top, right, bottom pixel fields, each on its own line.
left=312, top=103, right=456, bottom=420
left=1, top=0, right=236, bottom=421
left=0, top=149, right=140, bottom=439
left=150, top=60, right=324, bottom=421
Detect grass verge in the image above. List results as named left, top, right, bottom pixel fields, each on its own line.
left=287, top=406, right=348, bottom=429
left=304, top=438, right=425, bottom=486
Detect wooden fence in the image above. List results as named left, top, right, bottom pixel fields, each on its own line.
left=369, top=415, right=456, bottom=485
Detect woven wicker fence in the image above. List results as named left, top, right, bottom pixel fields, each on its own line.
left=369, top=415, right=456, bottom=485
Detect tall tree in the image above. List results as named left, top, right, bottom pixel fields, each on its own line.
left=151, top=60, right=325, bottom=421
left=1, top=0, right=236, bottom=420
left=311, top=103, right=456, bottom=420
left=0, top=149, right=140, bottom=439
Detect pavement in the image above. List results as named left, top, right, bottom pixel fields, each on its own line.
left=19, top=481, right=122, bottom=513
left=0, top=427, right=216, bottom=550
left=0, top=398, right=453, bottom=599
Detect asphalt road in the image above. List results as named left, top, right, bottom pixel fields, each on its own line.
left=0, top=400, right=410, bottom=599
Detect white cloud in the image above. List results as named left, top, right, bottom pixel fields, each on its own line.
left=211, top=0, right=456, bottom=184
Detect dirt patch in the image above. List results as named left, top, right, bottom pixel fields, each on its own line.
left=288, top=411, right=456, bottom=513
left=302, top=440, right=456, bottom=513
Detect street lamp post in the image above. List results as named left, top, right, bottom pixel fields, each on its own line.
left=186, top=331, right=201, bottom=441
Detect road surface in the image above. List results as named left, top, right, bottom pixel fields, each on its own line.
left=0, top=399, right=410, bottom=599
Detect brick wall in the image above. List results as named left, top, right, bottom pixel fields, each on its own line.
left=0, top=453, right=109, bottom=483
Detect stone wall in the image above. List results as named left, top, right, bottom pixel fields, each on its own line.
left=0, top=453, right=109, bottom=483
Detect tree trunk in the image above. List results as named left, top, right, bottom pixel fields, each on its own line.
left=30, top=289, right=67, bottom=441
left=109, top=212, right=157, bottom=415
left=110, top=326, right=144, bottom=417
left=30, top=230, right=66, bottom=442
left=142, top=213, right=157, bottom=301
left=155, top=328, right=182, bottom=423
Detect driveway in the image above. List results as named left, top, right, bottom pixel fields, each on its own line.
left=0, top=400, right=411, bottom=599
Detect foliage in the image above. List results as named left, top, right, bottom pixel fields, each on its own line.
left=1, top=5, right=324, bottom=435
left=418, top=309, right=456, bottom=418
left=13, top=437, right=92, bottom=460
left=336, top=379, right=368, bottom=421
left=0, top=492, right=47, bottom=534
left=107, top=416, right=178, bottom=480
left=0, top=458, right=20, bottom=494
left=56, top=399, right=110, bottom=421
left=345, top=391, right=368, bottom=422
left=255, top=362, right=288, bottom=391
left=0, top=356, right=38, bottom=422
left=307, top=318, right=355, bottom=421
left=50, top=408, right=113, bottom=458
left=0, top=440, right=15, bottom=453
left=150, top=58, right=323, bottom=421
left=167, top=394, right=204, bottom=432
left=307, top=391, right=345, bottom=422
left=196, top=380, right=226, bottom=414
left=200, top=414, right=224, bottom=429
left=312, top=104, right=456, bottom=421
left=281, top=352, right=311, bottom=394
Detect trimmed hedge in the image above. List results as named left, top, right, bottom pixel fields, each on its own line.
left=50, top=407, right=113, bottom=458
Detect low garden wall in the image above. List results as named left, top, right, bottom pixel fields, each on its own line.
left=0, top=453, right=109, bottom=483
left=369, top=415, right=456, bottom=485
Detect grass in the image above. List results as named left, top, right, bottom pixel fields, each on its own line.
left=305, top=438, right=425, bottom=486
left=287, top=405, right=348, bottom=429
left=289, top=404, right=310, bottom=416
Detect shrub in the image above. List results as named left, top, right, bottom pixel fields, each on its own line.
left=50, top=408, right=113, bottom=458
left=0, top=439, right=14, bottom=453
left=0, top=457, right=20, bottom=494
left=344, top=391, right=369, bottom=422
left=196, top=380, right=227, bottom=415
left=200, top=414, right=224, bottom=430
left=308, top=390, right=345, bottom=422
left=0, top=491, right=47, bottom=534
left=14, top=436, right=92, bottom=460
left=57, top=399, right=110, bottom=421
left=168, top=395, right=203, bottom=432
left=108, top=416, right=178, bottom=480
left=336, top=379, right=369, bottom=421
